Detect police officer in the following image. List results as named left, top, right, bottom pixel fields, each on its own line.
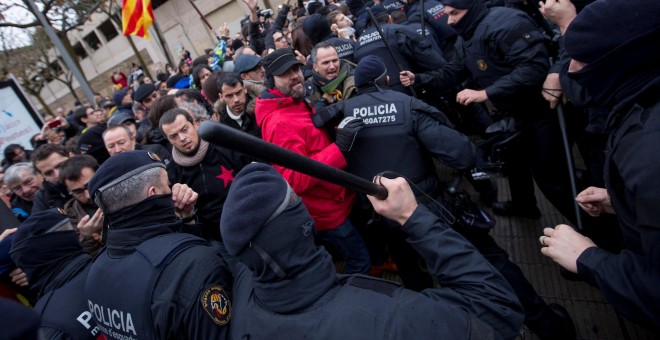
left=221, top=163, right=524, bottom=339
left=354, top=5, right=444, bottom=94
left=303, top=13, right=356, bottom=63
left=85, top=151, right=232, bottom=339
left=401, top=0, right=576, bottom=222
left=319, top=56, right=576, bottom=340
left=10, top=209, right=99, bottom=339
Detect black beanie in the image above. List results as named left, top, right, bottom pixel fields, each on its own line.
left=355, top=55, right=387, bottom=87
left=564, top=0, right=660, bottom=64
left=303, top=14, right=332, bottom=45
left=221, top=163, right=292, bottom=256
left=134, top=83, right=156, bottom=102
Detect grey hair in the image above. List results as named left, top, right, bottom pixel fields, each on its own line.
left=94, top=167, right=164, bottom=213
left=178, top=101, right=210, bottom=122
left=4, top=163, right=36, bottom=186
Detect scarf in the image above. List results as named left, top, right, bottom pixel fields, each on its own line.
left=172, top=139, right=210, bottom=167
left=313, top=63, right=350, bottom=100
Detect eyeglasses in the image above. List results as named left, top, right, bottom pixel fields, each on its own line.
left=142, top=92, right=158, bottom=105
left=69, top=182, right=88, bottom=197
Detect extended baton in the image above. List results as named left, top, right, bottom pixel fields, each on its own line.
left=198, top=121, right=388, bottom=200
left=365, top=7, right=417, bottom=97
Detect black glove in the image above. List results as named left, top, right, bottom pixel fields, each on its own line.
left=335, top=117, right=364, bottom=153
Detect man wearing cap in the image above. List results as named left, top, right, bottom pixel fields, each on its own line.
left=233, top=54, right=266, bottom=94
left=112, top=88, right=134, bottom=116
left=134, top=83, right=159, bottom=112
left=540, top=0, right=660, bottom=329
left=85, top=150, right=232, bottom=339
left=255, top=48, right=371, bottom=274
left=215, top=73, right=261, bottom=138
left=10, top=209, right=100, bottom=339
left=103, top=124, right=171, bottom=163
left=354, top=4, right=444, bottom=95
left=320, top=55, right=577, bottom=339
left=221, top=163, right=523, bottom=339
left=306, top=41, right=358, bottom=112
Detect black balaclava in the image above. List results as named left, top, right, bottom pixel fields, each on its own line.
left=10, top=209, right=89, bottom=296
left=564, top=0, right=660, bottom=110
left=443, top=0, right=487, bottom=39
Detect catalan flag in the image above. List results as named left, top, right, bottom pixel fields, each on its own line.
left=122, top=0, right=154, bottom=38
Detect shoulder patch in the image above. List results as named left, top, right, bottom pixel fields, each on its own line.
left=201, top=284, right=231, bottom=326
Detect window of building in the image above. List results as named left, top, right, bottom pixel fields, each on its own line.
left=98, top=19, right=119, bottom=41
left=152, top=0, right=169, bottom=10
left=83, top=31, right=102, bottom=50
left=73, top=42, right=88, bottom=59
left=43, top=61, right=64, bottom=80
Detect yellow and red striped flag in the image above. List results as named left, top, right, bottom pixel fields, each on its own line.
left=122, top=0, right=154, bottom=38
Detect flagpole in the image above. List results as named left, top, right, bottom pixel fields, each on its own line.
left=26, top=0, right=97, bottom=106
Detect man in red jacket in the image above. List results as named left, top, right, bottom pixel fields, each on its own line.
left=255, top=48, right=370, bottom=274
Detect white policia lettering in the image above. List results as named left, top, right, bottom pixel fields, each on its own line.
left=88, top=301, right=137, bottom=336
left=77, top=311, right=102, bottom=336
left=352, top=103, right=398, bottom=117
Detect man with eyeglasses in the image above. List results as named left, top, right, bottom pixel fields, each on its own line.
left=31, top=144, right=72, bottom=212
left=3, top=162, right=43, bottom=220
left=10, top=208, right=100, bottom=339
left=59, top=155, right=104, bottom=255
left=255, top=48, right=371, bottom=274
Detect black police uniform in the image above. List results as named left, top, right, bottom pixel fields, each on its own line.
left=229, top=196, right=523, bottom=340
left=354, top=23, right=444, bottom=94
left=403, top=0, right=457, bottom=58
left=417, top=5, right=577, bottom=222
left=318, top=84, right=575, bottom=339
left=36, top=256, right=101, bottom=339
left=86, top=218, right=232, bottom=339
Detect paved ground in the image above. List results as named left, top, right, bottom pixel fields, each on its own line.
left=348, top=168, right=657, bottom=339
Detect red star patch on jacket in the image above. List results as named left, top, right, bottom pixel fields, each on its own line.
left=216, top=165, right=234, bottom=188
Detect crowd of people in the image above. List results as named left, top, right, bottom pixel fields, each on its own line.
left=1, top=0, right=658, bottom=338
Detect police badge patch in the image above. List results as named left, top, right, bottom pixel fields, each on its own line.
left=201, top=284, right=231, bottom=326
left=477, top=59, right=488, bottom=71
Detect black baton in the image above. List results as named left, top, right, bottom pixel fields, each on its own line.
left=198, top=121, right=388, bottom=200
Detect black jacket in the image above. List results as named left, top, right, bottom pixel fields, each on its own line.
left=167, top=145, right=253, bottom=240
left=32, top=182, right=71, bottom=213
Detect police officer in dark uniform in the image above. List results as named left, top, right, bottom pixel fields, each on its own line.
left=221, top=163, right=524, bottom=339
left=318, top=56, right=576, bottom=340
left=85, top=151, right=232, bottom=339
left=10, top=209, right=100, bottom=339
left=401, top=0, right=576, bottom=222
left=354, top=5, right=445, bottom=94
left=402, top=0, right=458, bottom=58
left=303, top=13, right=356, bottom=63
